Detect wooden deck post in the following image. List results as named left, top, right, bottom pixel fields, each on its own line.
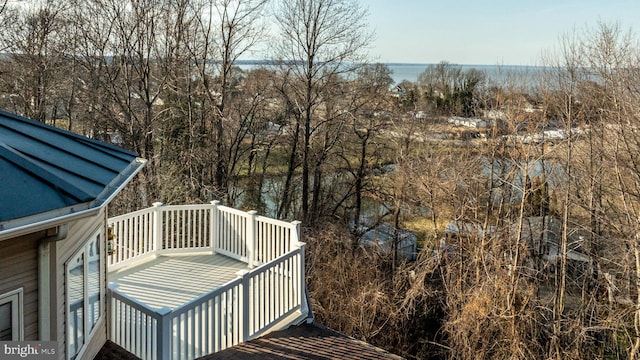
left=247, top=211, right=257, bottom=268
left=210, top=201, right=220, bottom=254
left=236, top=270, right=251, bottom=343
left=152, top=202, right=164, bottom=255
left=291, top=221, right=304, bottom=306
left=293, top=241, right=306, bottom=306
left=291, top=220, right=302, bottom=248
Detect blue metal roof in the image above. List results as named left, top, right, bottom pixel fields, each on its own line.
left=0, top=110, right=145, bottom=231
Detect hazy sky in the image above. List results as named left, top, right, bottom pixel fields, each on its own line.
left=367, top=0, right=640, bottom=65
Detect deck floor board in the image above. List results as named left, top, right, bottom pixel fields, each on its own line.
left=108, top=254, right=248, bottom=310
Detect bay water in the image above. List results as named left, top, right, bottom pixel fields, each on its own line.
left=386, top=63, right=547, bottom=86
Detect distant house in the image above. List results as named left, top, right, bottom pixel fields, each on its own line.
left=444, top=221, right=496, bottom=239
left=483, top=109, right=507, bottom=120
left=92, top=129, right=124, bottom=145
left=516, top=216, right=591, bottom=273
left=390, top=85, right=403, bottom=98
left=0, top=110, right=145, bottom=359
left=448, top=116, right=487, bottom=128
left=519, top=130, right=566, bottom=144
left=443, top=216, right=591, bottom=276
left=373, top=110, right=392, bottom=119
left=261, top=121, right=288, bottom=136
left=542, top=129, right=566, bottom=141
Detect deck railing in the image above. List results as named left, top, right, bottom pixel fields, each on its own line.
left=106, top=202, right=306, bottom=360
left=107, top=201, right=301, bottom=270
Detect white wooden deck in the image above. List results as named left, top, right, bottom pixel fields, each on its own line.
left=107, top=203, right=308, bottom=359
left=108, top=253, right=249, bottom=310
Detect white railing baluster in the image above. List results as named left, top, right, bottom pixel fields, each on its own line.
left=201, top=208, right=205, bottom=248
left=214, top=295, right=220, bottom=352
left=181, top=209, right=186, bottom=249
left=189, top=307, right=195, bottom=359
left=124, top=218, right=131, bottom=262
left=222, top=291, right=228, bottom=349
left=171, top=209, right=176, bottom=250
left=187, top=209, right=192, bottom=248
left=151, top=317, right=157, bottom=360
left=235, top=213, right=240, bottom=255
left=195, top=209, right=201, bottom=248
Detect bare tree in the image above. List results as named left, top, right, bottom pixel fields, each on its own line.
left=67, top=0, right=179, bottom=205
left=0, top=2, right=70, bottom=122
left=343, top=63, right=394, bottom=242
left=274, top=0, right=372, bottom=223
left=188, top=0, right=268, bottom=201
left=536, top=21, right=640, bottom=359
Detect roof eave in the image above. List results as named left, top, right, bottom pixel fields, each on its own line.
left=91, top=157, right=147, bottom=208
left=0, top=204, right=99, bottom=241
left=0, top=157, right=147, bottom=242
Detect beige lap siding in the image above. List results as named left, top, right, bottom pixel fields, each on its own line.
left=0, top=231, right=41, bottom=340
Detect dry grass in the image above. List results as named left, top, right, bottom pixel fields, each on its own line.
left=304, top=222, right=443, bottom=358
left=304, top=217, right=636, bottom=359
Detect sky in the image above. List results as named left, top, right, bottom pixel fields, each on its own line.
left=367, top=0, right=640, bottom=65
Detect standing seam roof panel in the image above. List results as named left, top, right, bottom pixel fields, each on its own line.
left=0, top=109, right=145, bottom=226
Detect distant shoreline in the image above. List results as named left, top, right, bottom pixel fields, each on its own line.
left=234, top=60, right=547, bottom=85
left=234, top=59, right=543, bottom=67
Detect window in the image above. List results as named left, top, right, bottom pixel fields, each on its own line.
left=66, top=228, right=102, bottom=360
left=0, top=288, right=23, bottom=341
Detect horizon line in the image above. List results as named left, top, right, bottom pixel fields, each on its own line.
left=235, top=59, right=545, bottom=67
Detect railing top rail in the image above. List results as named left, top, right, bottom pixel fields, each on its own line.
left=215, top=204, right=249, bottom=216
left=108, top=207, right=156, bottom=223
left=108, top=283, right=170, bottom=318
left=244, top=246, right=303, bottom=276
left=108, top=202, right=300, bottom=226
left=254, top=214, right=298, bottom=229
left=109, top=203, right=215, bottom=223
left=158, top=203, right=214, bottom=211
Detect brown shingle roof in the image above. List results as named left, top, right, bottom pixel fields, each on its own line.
left=94, top=340, right=140, bottom=360
left=95, top=323, right=403, bottom=360
left=198, top=323, right=404, bottom=360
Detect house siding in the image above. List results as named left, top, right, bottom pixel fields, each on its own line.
left=54, top=210, right=108, bottom=360
left=0, top=231, right=42, bottom=340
